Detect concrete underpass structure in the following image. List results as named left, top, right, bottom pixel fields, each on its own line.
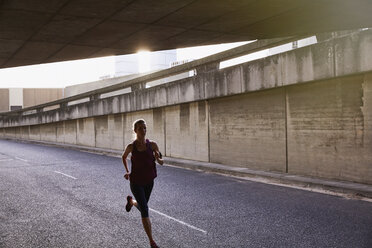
left=2, top=0, right=372, bottom=69
left=1, top=31, right=372, bottom=185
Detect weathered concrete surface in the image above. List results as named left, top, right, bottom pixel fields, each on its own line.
left=279, top=39, right=334, bottom=85
left=14, top=126, right=21, bottom=139
left=20, top=126, right=29, bottom=140
left=2, top=109, right=166, bottom=154
left=108, top=114, right=124, bottom=150
left=209, top=89, right=286, bottom=172
left=56, top=122, right=64, bottom=143
left=95, top=116, right=110, bottom=149
left=165, top=101, right=208, bottom=162
left=29, top=125, right=40, bottom=141
left=64, top=120, right=77, bottom=145
left=287, top=75, right=372, bottom=184
left=77, top=118, right=95, bottom=147
left=40, top=123, right=57, bottom=142
left=335, top=31, right=372, bottom=77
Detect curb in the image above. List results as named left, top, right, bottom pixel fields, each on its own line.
left=163, top=157, right=372, bottom=199
left=3, top=138, right=372, bottom=199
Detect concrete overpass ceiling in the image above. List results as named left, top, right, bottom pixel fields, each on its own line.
left=1, top=0, right=372, bottom=69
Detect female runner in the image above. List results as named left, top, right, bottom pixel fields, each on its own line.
left=122, top=119, right=163, bottom=248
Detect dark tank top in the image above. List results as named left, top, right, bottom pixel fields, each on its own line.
left=130, top=139, right=157, bottom=185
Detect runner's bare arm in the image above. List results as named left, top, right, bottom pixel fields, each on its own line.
left=151, top=141, right=164, bottom=165
left=122, top=144, right=133, bottom=179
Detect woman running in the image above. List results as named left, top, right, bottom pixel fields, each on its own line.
left=122, top=119, right=163, bottom=248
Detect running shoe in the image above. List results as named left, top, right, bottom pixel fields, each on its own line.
left=125, top=195, right=133, bottom=212
left=150, top=240, right=159, bottom=248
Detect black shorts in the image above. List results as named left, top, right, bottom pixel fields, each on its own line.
left=130, top=181, right=154, bottom=218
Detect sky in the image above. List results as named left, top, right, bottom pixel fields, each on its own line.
left=0, top=41, right=249, bottom=89
left=0, top=56, right=116, bottom=88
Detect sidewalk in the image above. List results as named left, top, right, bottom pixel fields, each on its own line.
left=8, top=138, right=372, bottom=199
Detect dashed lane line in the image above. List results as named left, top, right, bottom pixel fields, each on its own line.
left=54, top=171, right=77, bottom=180
left=150, top=208, right=207, bottom=234
left=0, top=159, right=14, bottom=162
left=15, top=157, right=28, bottom=162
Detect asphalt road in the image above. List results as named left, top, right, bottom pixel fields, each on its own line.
left=0, top=139, right=371, bottom=248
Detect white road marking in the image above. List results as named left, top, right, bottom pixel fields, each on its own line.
left=54, top=171, right=77, bottom=180
left=0, top=159, right=14, bottom=162
left=149, top=208, right=207, bottom=234
left=15, top=157, right=28, bottom=162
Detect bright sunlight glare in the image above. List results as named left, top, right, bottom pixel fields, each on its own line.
left=137, top=50, right=151, bottom=73
left=0, top=41, right=253, bottom=89
left=0, top=56, right=115, bottom=88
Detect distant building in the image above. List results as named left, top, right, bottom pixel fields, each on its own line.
left=114, top=49, right=177, bottom=77
left=0, top=88, right=64, bottom=112
left=65, top=49, right=180, bottom=97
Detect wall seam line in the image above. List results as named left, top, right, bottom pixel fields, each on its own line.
left=207, top=100, right=210, bottom=163
left=285, top=88, right=289, bottom=173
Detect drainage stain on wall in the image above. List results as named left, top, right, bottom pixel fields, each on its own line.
left=180, top=103, right=190, bottom=132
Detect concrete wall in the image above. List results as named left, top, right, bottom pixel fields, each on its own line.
left=287, top=74, right=372, bottom=183
left=0, top=108, right=166, bottom=155
left=77, top=118, right=95, bottom=147
left=209, top=89, right=286, bottom=172
left=20, top=126, right=29, bottom=140
left=1, top=31, right=372, bottom=185
left=95, top=116, right=110, bottom=149
left=1, top=73, right=371, bottom=184
left=165, top=101, right=208, bottom=161
left=29, top=125, right=40, bottom=141
left=56, top=122, right=65, bottom=143
left=40, top=123, right=57, bottom=142
left=64, top=120, right=77, bottom=145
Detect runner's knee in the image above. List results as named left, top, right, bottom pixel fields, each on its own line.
left=139, top=205, right=149, bottom=218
